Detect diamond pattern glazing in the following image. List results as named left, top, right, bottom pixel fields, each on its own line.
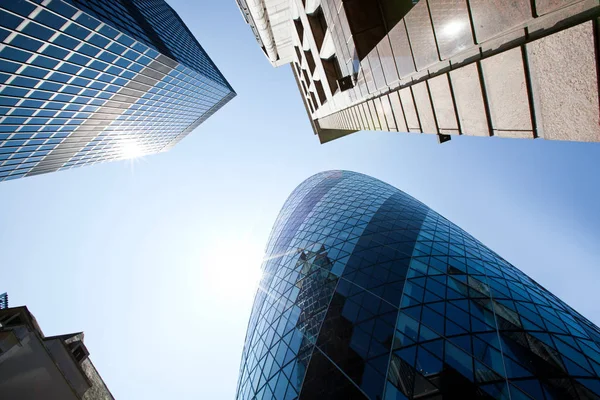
left=237, top=171, right=600, bottom=399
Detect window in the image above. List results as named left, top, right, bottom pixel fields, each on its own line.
left=36, top=9, right=67, bottom=30
left=65, top=24, right=91, bottom=40
left=21, top=23, right=54, bottom=41
left=0, top=47, right=30, bottom=63
left=294, top=19, right=304, bottom=44
left=0, top=10, right=24, bottom=30
left=22, top=66, right=48, bottom=79
left=0, top=60, right=20, bottom=74
left=343, top=0, right=415, bottom=60
left=307, top=8, right=327, bottom=51
left=3, top=0, right=36, bottom=18
left=53, top=34, right=79, bottom=50
left=304, top=50, right=316, bottom=74
left=42, top=44, right=69, bottom=59
left=322, top=56, right=343, bottom=94
left=314, top=79, right=326, bottom=105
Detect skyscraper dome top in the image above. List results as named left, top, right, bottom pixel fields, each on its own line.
left=237, top=171, right=600, bottom=400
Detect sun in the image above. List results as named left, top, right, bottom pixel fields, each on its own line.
left=120, top=139, right=144, bottom=160
left=201, top=239, right=264, bottom=304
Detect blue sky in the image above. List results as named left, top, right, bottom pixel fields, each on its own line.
left=1, top=1, right=600, bottom=399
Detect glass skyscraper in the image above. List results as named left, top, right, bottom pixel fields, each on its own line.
left=237, top=171, right=600, bottom=399
left=0, top=292, right=7, bottom=310
left=0, top=0, right=234, bottom=182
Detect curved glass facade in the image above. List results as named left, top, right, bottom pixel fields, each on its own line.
left=237, top=170, right=600, bottom=400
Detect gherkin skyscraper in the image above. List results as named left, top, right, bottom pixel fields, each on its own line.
left=237, top=171, right=600, bottom=400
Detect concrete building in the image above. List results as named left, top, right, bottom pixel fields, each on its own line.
left=237, top=0, right=600, bottom=144
left=0, top=305, right=113, bottom=400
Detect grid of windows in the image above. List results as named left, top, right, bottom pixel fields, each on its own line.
left=133, top=0, right=231, bottom=88
left=249, top=0, right=599, bottom=143
left=62, top=0, right=153, bottom=48
left=386, top=208, right=600, bottom=399
left=237, top=170, right=600, bottom=399
left=63, top=0, right=231, bottom=88
left=0, top=0, right=234, bottom=181
left=0, top=293, right=7, bottom=310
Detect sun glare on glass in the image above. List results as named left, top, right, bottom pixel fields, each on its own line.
left=442, top=20, right=465, bottom=38
left=121, top=140, right=144, bottom=160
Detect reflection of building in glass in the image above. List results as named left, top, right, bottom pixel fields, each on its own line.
left=0, top=0, right=234, bottom=182
left=237, top=0, right=600, bottom=144
left=237, top=170, right=600, bottom=399
left=0, top=305, right=113, bottom=399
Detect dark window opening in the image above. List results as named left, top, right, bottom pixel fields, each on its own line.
left=301, top=79, right=309, bottom=96
left=69, top=341, right=89, bottom=364
left=0, top=313, right=22, bottom=327
left=314, top=80, right=326, bottom=105
left=343, top=0, right=415, bottom=60
left=294, top=46, right=303, bottom=64
left=304, top=50, right=316, bottom=74
left=307, top=7, right=328, bottom=51
left=380, top=0, right=416, bottom=30
left=302, top=68, right=311, bottom=86
left=294, top=19, right=304, bottom=43
left=72, top=346, right=86, bottom=362
left=322, top=56, right=343, bottom=95
left=309, top=91, right=318, bottom=111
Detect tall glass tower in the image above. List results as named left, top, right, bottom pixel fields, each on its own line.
left=237, top=171, right=600, bottom=399
left=0, top=0, right=234, bottom=182
left=0, top=292, right=7, bottom=310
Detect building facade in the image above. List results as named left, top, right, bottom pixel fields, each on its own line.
left=0, top=305, right=113, bottom=399
left=0, top=292, right=8, bottom=309
left=237, top=0, right=600, bottom=144
left=237, top=171, right=600, bottom=399
left=0, top=0, right=234, bottom=182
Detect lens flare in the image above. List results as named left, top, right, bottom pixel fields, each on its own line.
left=121, top=140, right=144, bottom=160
